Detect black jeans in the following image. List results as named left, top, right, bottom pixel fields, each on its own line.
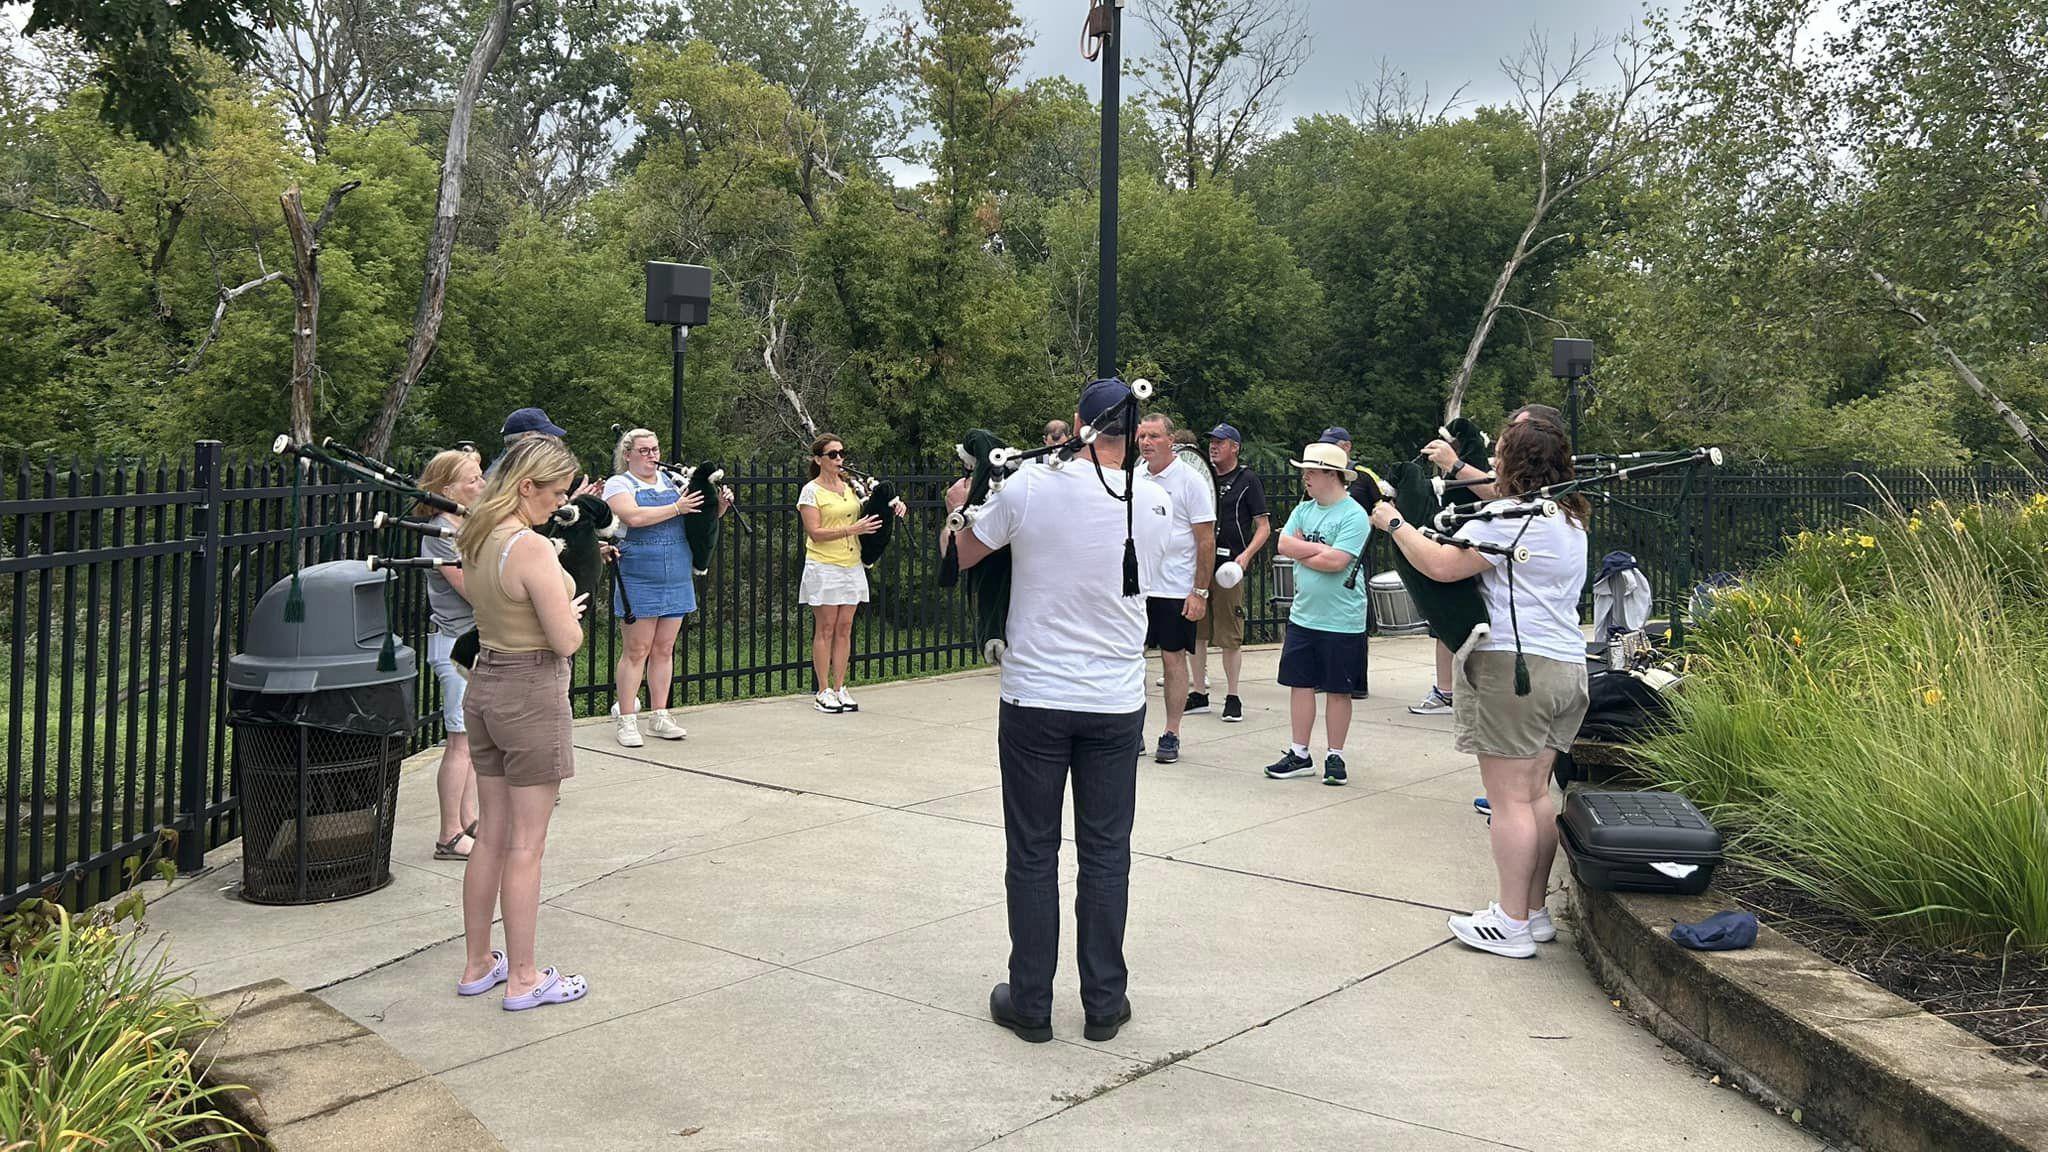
left=997, top=700, right=1145, bottom=1020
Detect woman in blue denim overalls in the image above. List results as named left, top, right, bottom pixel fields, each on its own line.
left=603, top=428, right=729, bottom=747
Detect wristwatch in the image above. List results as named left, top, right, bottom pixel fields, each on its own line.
left=1387, top=517, right=1404, bottom=532
left=1193, top=587, right=1210, bottom=600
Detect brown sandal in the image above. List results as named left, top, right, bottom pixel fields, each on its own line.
left=434, top=831, right=473, bottom=860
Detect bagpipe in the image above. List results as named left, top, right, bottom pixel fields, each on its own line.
left=272, top=436, right=621, bottom=669
left=839, top=461, right=899, bottom=569
left=940, top=378, right=1154, bottom=663
left=1369, top=420, right=1721, bottom=694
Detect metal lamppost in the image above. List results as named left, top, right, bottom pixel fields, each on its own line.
left=1552, top=337, right=1595, bottom=445
left=644, top=262, right=712, bottom=454
left=1087, top=1, right=1124, bottom=380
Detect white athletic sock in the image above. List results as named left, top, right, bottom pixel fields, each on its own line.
left=1496, top=907, right=1529, bottom=931
left=1289, top=743, right=1309, bottom=759
left=1327, top=747, right=1344, bottom=758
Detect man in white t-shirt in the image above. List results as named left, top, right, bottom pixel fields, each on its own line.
left=1135, top=413, right=1217, bottom=764
left=946, top=377, right=1170, bottom=1047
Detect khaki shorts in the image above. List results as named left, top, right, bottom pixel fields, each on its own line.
left=1196, top=576, right=1246, bottom=649
left=1453, top=650, right=1589, bottom=759
left=465, top=649, right=576, bottom=787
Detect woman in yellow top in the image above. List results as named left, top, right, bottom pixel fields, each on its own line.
left=797, top=433, right=904, bottom=713
left=454, top=437, right=591, bottom=1011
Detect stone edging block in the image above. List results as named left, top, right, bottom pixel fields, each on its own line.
left=1572, top=880, right=2048, bottom=1152
left=188, top=978, right=504, bottom=1151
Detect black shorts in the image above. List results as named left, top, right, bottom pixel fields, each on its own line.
left=1145, top=596, right=1196, bottom=653
left=1278, top=622, right=1366, bottom=694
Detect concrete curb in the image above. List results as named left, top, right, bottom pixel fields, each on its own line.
left=1572, top=881, right=2048, bottom=1152
left=192, top=979, right=503, bottom=1151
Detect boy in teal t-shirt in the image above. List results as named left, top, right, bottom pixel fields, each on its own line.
left=1266, top=442, right=1373, bottom=786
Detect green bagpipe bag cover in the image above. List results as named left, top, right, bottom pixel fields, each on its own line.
left=1388, top=458, right=1489, bottom=655
left=680, top=462, right=723, bottom=577
left=858, top=480, right=897, bottom=568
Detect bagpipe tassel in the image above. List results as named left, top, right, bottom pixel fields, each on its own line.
left=283, top=572, right=306, bottom=622
left=376, top=571, right=398, bottom=673
left=1514, top=652, right=1531, bottom=697
left=283, top=458, right=306, bottom=621
left=1122, top=537, right=1140, bottom=597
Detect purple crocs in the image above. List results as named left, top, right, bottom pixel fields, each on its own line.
left=457, top=950, right=508, bottom=997
left=502, top=967, right=588, bottom=1012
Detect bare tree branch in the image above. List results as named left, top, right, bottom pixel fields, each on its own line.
left=184, top=271, right=287, bottom=373
left=362, top=0, right=524, bottom=457
left=1444, top=28, right=1675, bottom=421
left=1869, top=267, right=2048, bottom=467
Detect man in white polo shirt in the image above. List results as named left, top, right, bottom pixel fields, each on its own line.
left=1135, top=412, right=1217, bottom=764
left=947, top=377, right=1172, bottom=1046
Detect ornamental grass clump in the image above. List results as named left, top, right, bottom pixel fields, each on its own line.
left=1642, top=490, right=2048, bottom=953
left=1, top=853, right=249, bottom=1150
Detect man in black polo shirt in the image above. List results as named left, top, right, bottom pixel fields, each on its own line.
left=1191, top=424, right=1269, bottom=723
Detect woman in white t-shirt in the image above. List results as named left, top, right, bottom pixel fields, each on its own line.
left=1369, top=418, right=1590, bottom=961
left=603, top=428, right=730, bottom=747
left=796, top=433, right=904, bottom=713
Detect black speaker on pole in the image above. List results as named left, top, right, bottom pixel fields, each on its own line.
left=645, top=262, right=711, bottom=327
left=1552, top=338, right=1594, bottom=380
left=645, top=262, right=712, bottom=456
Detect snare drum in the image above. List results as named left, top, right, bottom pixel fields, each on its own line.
left=1368, top=571, right=1429, bottom=635
left=1270, top=556, right=1296, bottom=605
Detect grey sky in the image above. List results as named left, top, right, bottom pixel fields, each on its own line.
left=854, top=0, right=1657, bottom=179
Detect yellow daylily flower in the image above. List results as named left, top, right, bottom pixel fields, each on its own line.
left=1857, top=535, right=1876, bottom=549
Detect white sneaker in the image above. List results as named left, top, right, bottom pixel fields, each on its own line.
left=647, top=709, right=687, bottom=740
left=815, top=690, right=843, bottom=714
left=1408, top=686, right=1454, bottom=716
left=1529, top=906, right=1557, bottom=943
left=836, top=687, right=858, bottom=712
left=614, top=711, right=644, bottom=748
left=1448, top=902, right=1536, bottom=958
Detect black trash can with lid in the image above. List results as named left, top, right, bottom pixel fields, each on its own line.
left=228, top=560, right=416, bottom=904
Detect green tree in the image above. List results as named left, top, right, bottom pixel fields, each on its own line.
left=16, top=0, right=293, bottom=149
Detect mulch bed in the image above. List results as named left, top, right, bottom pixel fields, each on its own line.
left=1714, top=862, right=2048, bottom=1074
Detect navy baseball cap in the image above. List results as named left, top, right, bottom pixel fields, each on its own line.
left=1207, top=423, right=1242, bottom=443
left=1318, top=426, right=1352, bottom=444
left=501, top=407, right=567, bottom=438
left=1078, top=378, right=1133, bottom=427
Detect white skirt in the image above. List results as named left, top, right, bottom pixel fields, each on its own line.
left=801, top=559, right=870, bottom=606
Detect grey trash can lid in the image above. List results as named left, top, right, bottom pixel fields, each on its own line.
left=227, top=560, right=417, bottom=693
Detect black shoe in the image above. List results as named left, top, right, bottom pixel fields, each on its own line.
left=1154, top=731, right=1180, bottom=764
left=1221, top=695, right=1243, bottom=722
left=1184, top=692, right=1210, bottom=714
left=1264, top=750, right=1315, bottom=779
left=1084, top=997, right=1133, bottom=1042
left=989, top=983, right=1052, bottom=1043
left=1349, top=689, right=1369, bottom=700
left=1323, top=753, right=1348, bottom=787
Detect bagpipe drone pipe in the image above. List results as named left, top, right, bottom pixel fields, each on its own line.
left=939, top=378, right=1155, bottom=663
left=273, top=436, right=623, bottom=672
left=1375, top=427, right=1723, bottom=694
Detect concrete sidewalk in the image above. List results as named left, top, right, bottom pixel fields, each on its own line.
left=145, top=638, right=1829, bottom=1150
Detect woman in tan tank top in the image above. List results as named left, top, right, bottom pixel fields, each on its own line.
left=453, top=436, right=591, bottom=1010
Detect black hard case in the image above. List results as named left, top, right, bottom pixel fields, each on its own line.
left=1559, top=789, right=1724, bottom=896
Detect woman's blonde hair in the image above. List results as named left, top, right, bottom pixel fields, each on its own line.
left=414, top=448, right=480, bottom=519
left=613, top=427, right=659, bottom=476
left=457, top=436, right=580, bottom=566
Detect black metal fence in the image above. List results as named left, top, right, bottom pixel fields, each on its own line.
left=3, top=445, right=2036, bottom=914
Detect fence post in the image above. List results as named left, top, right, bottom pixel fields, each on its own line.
left=1671, top=472, right=1693, bottom=650
left=176, top=440, right=222, bottom=873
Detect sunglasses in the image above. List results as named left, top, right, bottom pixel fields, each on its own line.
left=821, top=449, right=845, bottom=459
